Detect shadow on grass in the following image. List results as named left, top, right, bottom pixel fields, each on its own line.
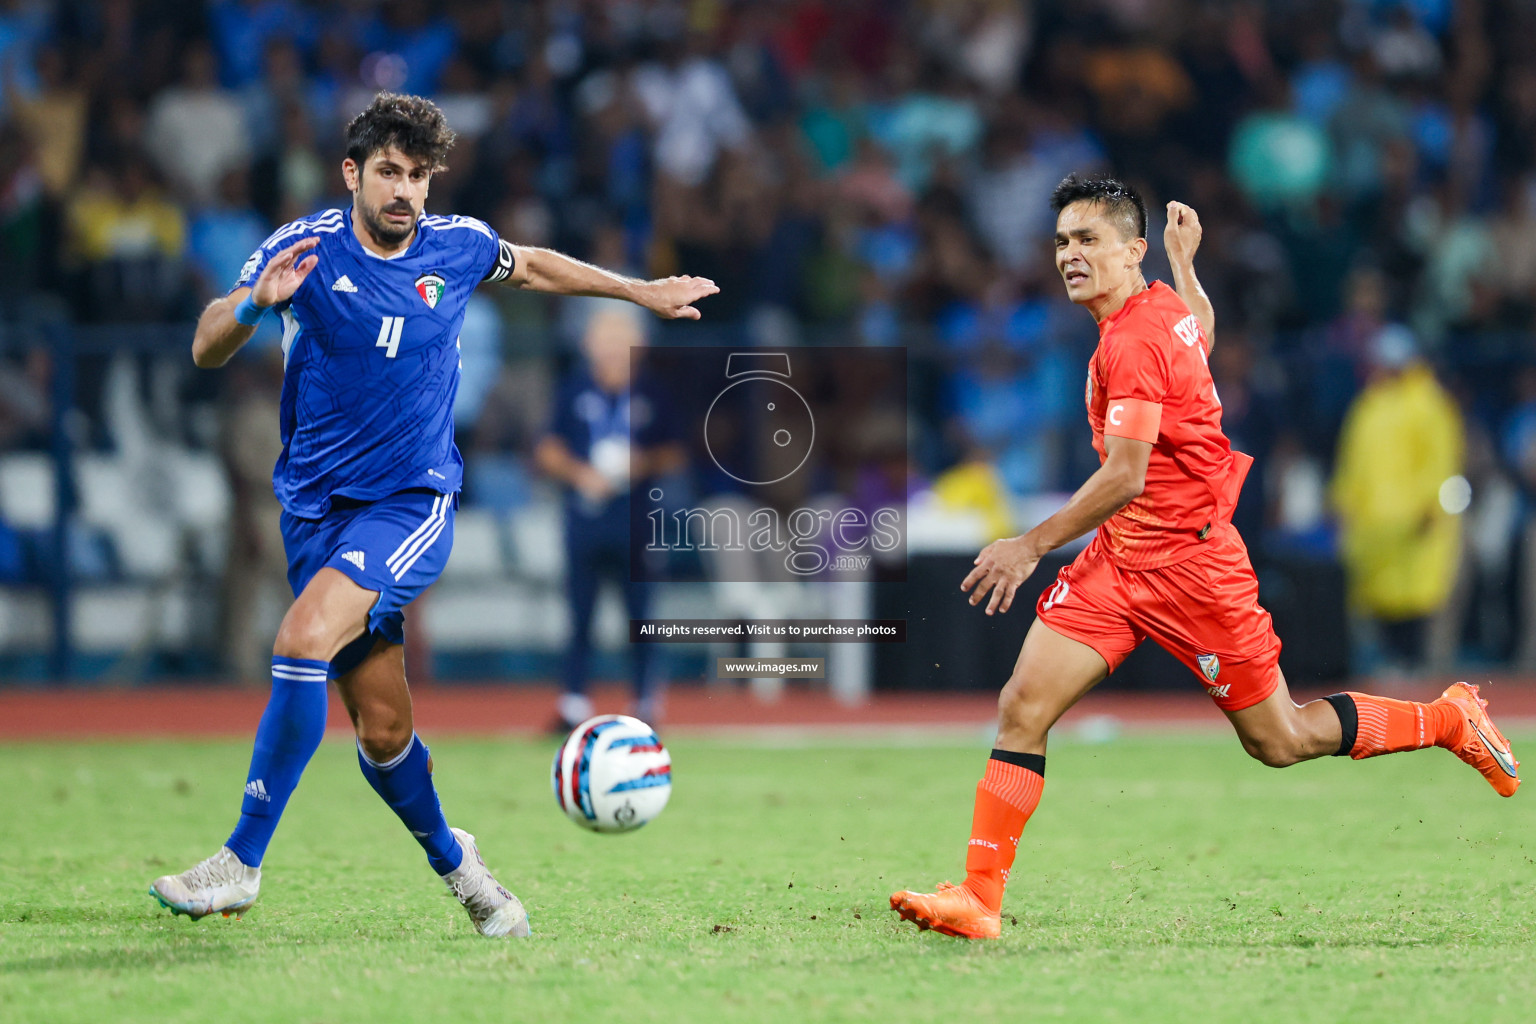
left=0, top=938, right=245, bottom=975
left=0, top=901, right=281, bottom=976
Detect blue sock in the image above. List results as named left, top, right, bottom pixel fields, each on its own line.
left=357, top=733, right=463, bottom=875
left=225, top=657, right=330, bottom=867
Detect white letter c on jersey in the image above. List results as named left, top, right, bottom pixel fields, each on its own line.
left=1109, top=404, right=1124, bottom=426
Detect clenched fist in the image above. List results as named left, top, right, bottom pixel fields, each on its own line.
left=1164, top=201, right=1203, bottom=268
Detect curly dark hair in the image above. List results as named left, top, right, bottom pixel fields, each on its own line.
left=1050, top=174, right=1147, bottom=240
left=344, top=92, right=456, bottom=171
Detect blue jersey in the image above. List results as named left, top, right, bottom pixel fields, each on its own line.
left=233, top=207, right=517, bottom=517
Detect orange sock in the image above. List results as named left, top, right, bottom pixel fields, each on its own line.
left=962, top=752, right=1045, bottom=913
left=1343, top=692, right=1463, bottom=758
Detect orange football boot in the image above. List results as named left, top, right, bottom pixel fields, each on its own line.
left=1437, top=682, right=1520, bottom=797
left=889, top=882, right=1001, bottom=939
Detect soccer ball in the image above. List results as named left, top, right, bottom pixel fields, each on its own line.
left=551, top=715, right=671, bottom=832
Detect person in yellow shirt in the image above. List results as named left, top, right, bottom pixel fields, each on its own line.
left=64, top=155, right=188, bottom=323
left=66, top=158, right=186, bottom=266
left=931, top=444, right=1014, bottom=543
left=6, top=47, right=89, bottom=200
left=1331, top=325, right=1465, bottom=673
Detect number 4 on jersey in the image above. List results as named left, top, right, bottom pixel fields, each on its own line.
left=375, top=315, right=405, bottom=358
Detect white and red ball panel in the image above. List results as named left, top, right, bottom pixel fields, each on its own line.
left=551, top=715, right=671, bottom=832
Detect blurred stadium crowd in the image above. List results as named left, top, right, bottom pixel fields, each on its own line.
left=0, top=0, right=1534, bottom=679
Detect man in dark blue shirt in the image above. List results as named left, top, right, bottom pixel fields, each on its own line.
left=150, top=93, right=716, bottom=936
left=536, top=307, right=683, bottom=731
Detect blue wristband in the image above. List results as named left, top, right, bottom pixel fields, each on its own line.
left=233, top=295, right=269, bottom=326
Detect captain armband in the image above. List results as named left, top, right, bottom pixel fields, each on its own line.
left=484, top=238, right=517, bottom=283
left=1102, top=398, right=1162, bottom=444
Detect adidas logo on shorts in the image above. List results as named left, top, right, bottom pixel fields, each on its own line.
left=341, top=550, right=366, bottom=571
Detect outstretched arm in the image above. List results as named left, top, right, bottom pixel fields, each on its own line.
left=1164, top=201, right=1214, bottom=355
left=502, top=244, right=718, bottom=320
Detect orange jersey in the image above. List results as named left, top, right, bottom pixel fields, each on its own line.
left=1085, top=281, right=1253, bottom=570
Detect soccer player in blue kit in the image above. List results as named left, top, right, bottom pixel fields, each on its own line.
left=150, top=93, right=718, bottom=936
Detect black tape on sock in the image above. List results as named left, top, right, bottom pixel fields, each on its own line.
left=990, top=748, right=1045, bottom=777
left=1323, top=693, right=1358, bottom=757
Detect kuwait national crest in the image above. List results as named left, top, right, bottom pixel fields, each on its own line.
left=415, top=272, right=446, bottom=309
left=1197, top=653, right=1221, bottom=682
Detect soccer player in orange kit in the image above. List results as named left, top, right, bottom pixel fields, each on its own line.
left=890, top=175, right=1520, bottom=940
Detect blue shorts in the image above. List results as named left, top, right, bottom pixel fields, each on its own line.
left=281, top=489, right=456, bottom=651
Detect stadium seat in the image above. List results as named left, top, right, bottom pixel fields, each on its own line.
left=442, top=508, right=508, bottom=581
left=506, top=497, right=566, bottom=583
left=170, top=450, right=232, bottom=530
left=72, top=584, right=193, bottom=653
left=905, top=491, right=990, bottom=554
left=0, top=588, right=48, bottom=650
left=75, top=454, right=133, bottom=529
left=651, top=581, right=718, bottom=619
left=107, top=520, right=181, bottom=580
left=424, top=581, right=566, bottom=649
left=0, top=453, right=56, bottom=529
left=76, top=454, right=180, bottom=580
left=167, top=449, right=232, bottom=572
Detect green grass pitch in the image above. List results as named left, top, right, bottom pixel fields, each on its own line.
left=1, top=730, right=1532, bottom=1023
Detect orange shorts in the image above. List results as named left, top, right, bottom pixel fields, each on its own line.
left=1035, top=524, right=1281, bottom=711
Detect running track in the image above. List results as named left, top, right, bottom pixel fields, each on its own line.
left=2, top=679, right=1533, bottom=740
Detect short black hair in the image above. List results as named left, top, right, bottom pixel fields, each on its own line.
left=345, top=92, right=456, bottom=171
left=1050, top=174, right=1147, bottom=240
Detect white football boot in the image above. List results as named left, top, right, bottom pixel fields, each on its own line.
left=442, top=827, right=530, bottom=938
left=150, top=847, right=261, bottom=920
